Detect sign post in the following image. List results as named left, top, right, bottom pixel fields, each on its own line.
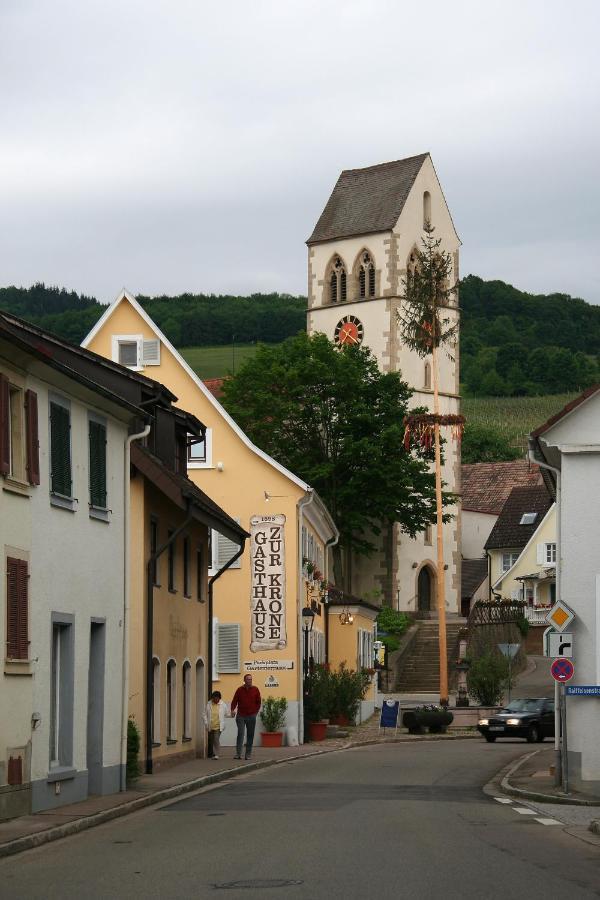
left=379, top=699, right=400, bottom=736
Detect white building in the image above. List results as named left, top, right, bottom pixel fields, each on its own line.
left=0, top=312, right=146, bottom=815
left=306, top=153, right=461, bottom=615
left=530, top=387, right=600, bottom=797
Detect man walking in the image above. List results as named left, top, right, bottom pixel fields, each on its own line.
left=231, top=674, right=261, bottom=760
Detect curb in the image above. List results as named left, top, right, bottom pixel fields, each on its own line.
left=0, top=732, right=480, bottom=859
left=500, top=749, right=600, bottom=806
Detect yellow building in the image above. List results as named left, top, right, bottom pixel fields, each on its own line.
left=83, top=291, right=376, bottom=741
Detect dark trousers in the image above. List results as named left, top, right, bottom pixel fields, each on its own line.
left=236, top=715, right=257, bottom=757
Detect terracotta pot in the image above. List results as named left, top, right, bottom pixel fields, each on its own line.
left=330, top=714, right=350, bottom=727
left=260, top=731, right=283, bottom=748
left=308, top=721, right=327, bottom=742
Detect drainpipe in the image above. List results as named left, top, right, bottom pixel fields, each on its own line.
left=207, top=540, right=246, bottom=699
left=120, top=422, right=151, bottom=792
left=297, top=490, right=315, bottom=745
left=145, top=501, right=194, bottom=775
left=324, top=531, right=340, bottom=665
left=528, top=445, right=562, bottom=787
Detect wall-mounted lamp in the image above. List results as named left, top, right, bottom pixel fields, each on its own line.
left=217, top=461, right=224, bottom=471
left=264, top=491, right=289, bottom=502
left=443, top=564, right=449, bottom=570
left=412, top=562, right=418, bottom=569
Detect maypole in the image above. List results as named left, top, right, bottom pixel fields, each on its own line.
left=399, top=223, right=463, bottom=706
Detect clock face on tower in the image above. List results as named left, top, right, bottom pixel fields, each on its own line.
left=334, top=315, right=364, bottom=347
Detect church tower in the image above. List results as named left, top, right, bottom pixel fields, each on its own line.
left=306, top=153, right=461, bottom=616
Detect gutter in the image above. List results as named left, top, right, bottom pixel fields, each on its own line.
left=297, top=490, right=316, bottom=745
left=120, top=422, right=151, bottom=792
left=207, top=538, right=247, bottom=698
left=324, top=530, right=339, bottom=665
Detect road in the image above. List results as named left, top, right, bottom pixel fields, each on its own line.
left=2, top=740, right=600, bottom=900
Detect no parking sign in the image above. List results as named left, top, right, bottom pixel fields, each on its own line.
left=551, top=658, right=574, bottom=683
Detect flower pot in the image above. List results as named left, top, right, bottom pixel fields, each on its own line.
left=330, top=714, right=350, bottom=727
left=261, top=731, right=283, bottom=748
left=308, top=721, right=327, bottom=742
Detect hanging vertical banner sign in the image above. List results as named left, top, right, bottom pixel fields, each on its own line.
left=250, top=514, right=287, bottom=651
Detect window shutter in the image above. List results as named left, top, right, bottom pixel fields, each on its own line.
left=214, top=528, right=242, bottom=570
left=89, top=420, right=107, bottom=508
left=0, top=374, right=9, bottom=475
left=25, top=390, right=40, bottom=485
left=536, top=543, right=544, bottom=565
left=142, top=339, right=161, bottom=366
left=50, top=402, right=72, bottom=497
left=6, top=557, right=28, bottom=660
left=217, top=623, right=240, bottom=673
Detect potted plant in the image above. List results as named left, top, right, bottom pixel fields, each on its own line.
left=330, top=663, right=369, bottom=726
left=402, top=704, right=454, bottom=734
left=304, top=664, right=333, bottom=740
left=259, top=697, right=288, bottom=747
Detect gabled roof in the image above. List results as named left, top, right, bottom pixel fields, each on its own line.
left=530, top=383, right=600, bottom=438
left=307, top=154, right=429, bottom=245
left=461, top=558, right=488, bottom=600
left=82, top=289, right=312, bottom=494
left=461, top=460, right=542, bottom=515
left=484, top=485, right=553, bottom=552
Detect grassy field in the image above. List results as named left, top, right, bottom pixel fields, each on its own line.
left=180, top=343, right=260, bottom=379
left=462, top=393, right=577, bottom=452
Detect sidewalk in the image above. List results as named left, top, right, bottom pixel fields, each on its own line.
left=0, top=717, right=478, bottom=859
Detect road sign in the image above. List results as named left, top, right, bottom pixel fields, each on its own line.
left=498, top=643, right=520, bottom=659
left=546, top=600, right=575, bottom=633
left=551, top=658, right=574, bottom=682
left=566, top=685, right=600, bottom=696
left=547, top=632, right=573, bottom=658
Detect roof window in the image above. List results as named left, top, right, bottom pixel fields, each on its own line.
left=519, top=512, right=537, bottom=525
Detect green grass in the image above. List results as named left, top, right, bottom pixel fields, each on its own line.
left=180, top=343, right=261, bottom=379
left=462, top=393, right=578, bottom=452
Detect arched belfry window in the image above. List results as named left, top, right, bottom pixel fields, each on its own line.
left=357, top=251, right=376, bottom=299
left=423, top=191, right=431, bottom=228
left=424, top=361, right=432, bottom=389
left=329, top=256, right=347, bottom=303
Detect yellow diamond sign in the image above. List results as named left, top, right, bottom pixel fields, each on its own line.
left=546, top=600, right=575, bottom=633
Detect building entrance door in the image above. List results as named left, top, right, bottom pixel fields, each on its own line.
left=418, top=567, right=432, bottom=613
left=87, top=621, right=105, bottom=794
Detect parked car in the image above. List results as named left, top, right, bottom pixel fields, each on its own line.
left=478, top=698, right=555, bottom=743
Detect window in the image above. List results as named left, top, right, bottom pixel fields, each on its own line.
left=545, top=543, right=557, bottom=564
left=358, top=628, right=375, bottom=669
left=209, top=527, right=242, bottom=574
left=537, top=542, right=557, bottom=566
left=111, top=335, right=161, bottom=370
left=0, top=377, right=39, bottom=485
left=309, top=630, right=325, bottom=665
left=152, top=658, right=160, bottom=744
left=424, top=362, right=432, bottom=390
left=196, top=546, right=205, bottom=602
left=217, top=623, right=241, bottom=673
left=168, top=530, right=176, bottom=591
left=6, top=557, right=28, bottom=660
left=88, top=417, right=107, bottom=511
left=423, top=191, right=431, bottom=228
left=166, top=660, right=177, bottom=742
left=424, top=524, right=432, bottom=546
left=519, top=512, right=537, bottom=525
left=502, top=551, right=520, bottom=572
left=183, top=537, right=191, bottom=598
left=150, top=518, right=159, bottom=585
left=49, top=617, right=74, bottom=769
left=329, top=256, right=347, bottom=304
left=49, top=397, right=72, bottom=500
left=182, top=662, right=192, bottom=740
left=187, top=429, right=212, bottom=468
left=357, top=251, right=376, bottom=299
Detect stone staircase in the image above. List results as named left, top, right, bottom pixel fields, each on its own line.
left=398, top=620, right=466, bottom=692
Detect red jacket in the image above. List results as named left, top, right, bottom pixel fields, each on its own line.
left=231, top=684, right=261, bottom=717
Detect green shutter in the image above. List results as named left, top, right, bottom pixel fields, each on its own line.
left=50, top=402, right=72, bottom=497
left=89, top=420, right=107, bottom=508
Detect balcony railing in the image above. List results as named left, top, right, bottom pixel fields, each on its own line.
left=526, top=606, right=550, bottom=625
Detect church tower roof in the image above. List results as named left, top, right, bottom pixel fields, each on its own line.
left=306, top=152, right=429, bottom=245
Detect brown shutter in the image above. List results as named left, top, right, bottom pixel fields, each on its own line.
left=25, top=390, right=40, bottom=485
left=6, top=557, right=28, bottom=660
left=0, top=374, right=9, bottom=475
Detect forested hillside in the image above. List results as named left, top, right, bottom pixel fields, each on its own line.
left=2, top=279, right=600, bottom=398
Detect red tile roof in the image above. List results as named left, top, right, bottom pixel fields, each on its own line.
left=461, top=460, right=542, bottom=515
left=204, top=377, right=226, bottom=399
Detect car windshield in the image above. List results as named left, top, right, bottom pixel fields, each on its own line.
left=502, top=700, right=543, bottom=713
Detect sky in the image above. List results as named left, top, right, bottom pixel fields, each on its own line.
left=1, top=0, right=599, bottom=306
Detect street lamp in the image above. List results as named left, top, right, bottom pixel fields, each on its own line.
left=301, top=605, right=315, bottom=679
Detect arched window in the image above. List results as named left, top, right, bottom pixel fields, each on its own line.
left=182, top=661, right=192, bottom=740
left=166, top=659, right=177, bottom=742
left=424, top=361, right=432, bottom=389
left=152, top=657, right=160, bottom=743
left=423, top=191, right=431, bottom=228
left=357, top=251, right=376, bottom=299
left=329, top=256, right=347, bottom=303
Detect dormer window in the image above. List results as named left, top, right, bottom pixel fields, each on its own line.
left=111, top=334, right=161, bottom=370
left=329, top=257, right=347, bottom=303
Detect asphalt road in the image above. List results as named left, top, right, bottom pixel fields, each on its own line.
left=2, top=740, right=600, bottom=900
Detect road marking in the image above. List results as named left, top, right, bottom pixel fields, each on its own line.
left=494, top=797, right=513, bottom=804
left=535, top=817, right=562, bottom=826
left=513, top=807, right=537, bottom=815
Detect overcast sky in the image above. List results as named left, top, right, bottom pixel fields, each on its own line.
left=1, top=0, right=599, bottom=306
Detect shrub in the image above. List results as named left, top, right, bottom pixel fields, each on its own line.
left=376, top=608, right=411, bottom=654
left=260, top=697, right=288, bottom=732
left=304, top=665, right=334, bottom=722
left=467, top=651, right=510, bottom=706
left=516, top=616, right=530, bottom=638
left=127, top=717, right=141, bottom=782
left=330, top=663, right=370, bottom=722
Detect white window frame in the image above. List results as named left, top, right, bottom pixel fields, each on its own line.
left=216, top=622, right=241, bottom=674
left=357, top=628, right=374, bottom=669
left=545, top=542, right=557, bottom=565
left=187, top=428, right=213, bottom=469
left=502, top=551, right=519, bottom=573
left=208, top=525, right=242, bottom=575
left=111, top=334, right=161, bottom=370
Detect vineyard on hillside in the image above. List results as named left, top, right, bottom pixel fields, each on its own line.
left=462, top=393, right=577, bottom=453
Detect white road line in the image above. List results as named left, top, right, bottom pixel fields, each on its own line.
left=494, top=797, right=513, bottom=804
left=513, top=807, right=537, bottom=815
left=535, top=818, right=562, bottom=825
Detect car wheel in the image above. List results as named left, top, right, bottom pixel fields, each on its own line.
left=485, top=735, right=496, bottom=743
left=527, top=725, right=539, bottom=743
